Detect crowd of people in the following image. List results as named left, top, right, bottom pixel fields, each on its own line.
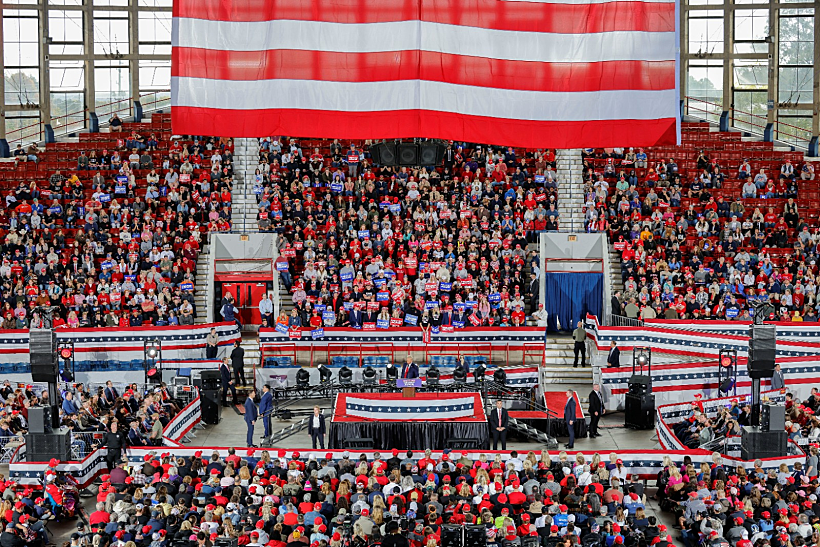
left=592, top=146, right=820, bottom=321
left=255, top=139, right=548, bottom=329
left=0, top=128, right=233, bottom=329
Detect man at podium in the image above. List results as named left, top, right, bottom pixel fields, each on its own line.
left=400, top=355, right=419, bottom=379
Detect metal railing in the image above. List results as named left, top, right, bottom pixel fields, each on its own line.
left=69, top=431, right=104, bottom=460
left=0, top=436, right=25, bottom=463
left=607, top=314, right=644, bottom=327
left=5, top=90, right=171, bottom=146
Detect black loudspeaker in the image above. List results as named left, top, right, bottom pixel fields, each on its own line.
left=748, top=325, right=776, bottom=379
left=761, top=403, right=786, bottom=432
left=25, top=431, right=71, bottom=462
left=369, top=143, right=397, bottom=166
left=196, top=370, right=222, bottom=391
left=30, top=329, right=58, bottom=382
left=200, top=388, right=221, bottom=425
left=628, top=375, right=652, bottom=395
left=398, top=143, right=418, bottom=166
left=740, top=426, right=787, bottom=460
left=624, top=392, right=655, bottom=429
left=28, top=406, right=55, bottom=434
left=419, top=142, right=444, bottom=165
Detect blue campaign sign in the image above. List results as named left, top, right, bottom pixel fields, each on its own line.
left=726, top=308, right=739, bottom=318
left=322, top=310, right=335, bottom=322
left=340, top=271, right=354, bottom=282
left=377, top=319, right=389, bottom=329
left=383, top=270, right=396, bottom=278
left=373, top=278, right=386, bottom=287
left=453, top=321, right=465, bottom=329
left=314, top=304, right=326, bottom=312
left=48, top=206, right=62, bottom=214
left=439, top=282, right=452, bottom=291
left=358, top=230, right=370, bottom=239
left=276, top=261, right=289, bottom=271
left=389, top=204, right=401, bottom=214
left=98, top=194, right=111, bottom=203
left=465, top=300, right=478, bottom=308
left=101, top=260, right=114, bottom=270
left=115, top=185, right=126, bottom=194
left=311, top=328, right=324, bottom=340
left=535, top=175, right=546, bottom=183
left=425, top=301, right=439, bottom=310
left=116, top=175, right=128, bottom=184
left=125, top=275, right=136, bottom=282
left=453, top=303, right=465, bottom=312
left=330, top=182, right=343, bottom=192
left=432, top=326, right=440, bottom=334
left=488, top=293, right=501, bottom=302
left=405, top=314, right=418, bottom=326
left=376, top=291, right=389, bottom=302
left=180, top=282, right=194, bottom=291
left=343, top=301, right=354, bottom=311
left=275, top=323, right=289, bottom=334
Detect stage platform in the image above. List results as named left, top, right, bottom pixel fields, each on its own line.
left=329, top=392, right=489, bottom=450
left=516, top=390, right=587, bottom=440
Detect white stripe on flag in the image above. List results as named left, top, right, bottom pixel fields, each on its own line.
left=172, top=19, right=675, bottom=63
left=172, top=77, right=677, bottom=121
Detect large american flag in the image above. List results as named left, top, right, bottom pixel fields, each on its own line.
left=171, top=0, right=679, bottom=147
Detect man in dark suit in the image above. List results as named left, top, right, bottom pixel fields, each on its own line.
left=527, top=272, right=539, bottom=313
left=611, top=291, right=623, bottom=316
left=490, top=400, right=509, bottom=450
left=564, top=389, right=577, bottom=449
left=400, top=355, right=419, bottom=379
left=606, top=340, right=621, bottom=368
left=230, top=340, right=246, bottom=386
left=103, top=381, right=119, bottom=408
left=349, top=308, right=363, bottom=328
left=588, top=383, right=605, bottom=438
left=307, top=405, right=326, bottom=449
left=258, top=384, right=273, bottom=442
left=220, top=358, right=237, bottom=407
left=244, top=388, right=258, bottom=448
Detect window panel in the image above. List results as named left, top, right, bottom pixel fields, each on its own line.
left=50, top=61, right=84, bottom=92
left=139, top=62, right=170, bottom=90
left=688, top=16, right=724, bottom=54
left=734, top=9, right=769, bottom=41
left=778, top=67, right=814, bottom=104
left=779, top=15, right=814, bottom=66
left=3, top=15, right=39, bottom=67
left=5, top=114, right=41, bottom=146
left=4, top=68, right=40, bottom=105
left=94, top=65, right=131, bottom=118
left=48, top=10, right=83, bottom=43
left=93, top=14, right=129, bottom=56
left=51, top=92, right=85, bottom=135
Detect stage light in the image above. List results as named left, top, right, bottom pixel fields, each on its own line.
left=362, top=366, right=377, bottom=385
left=441, top=524, right=463, bottom=547
left=426, top=365, right=441, bottom=386
left=338, top=366, right=353, bottom=386
left=295, top=368, right=311, bottom=388
left=143, top=339, right=162, bottom=385
left=632, top=346, right=651, bottom=374
left=452, top=366, right=467, bottom=384
left=719, top=378, right=735, bottom=393
left=474, top=362, right=487, bottom=382
left=318, top=364, right=332, bottom=383
left=59, top=347, right=73, bottom=360
left=465, top=525, right=487, bottom=547
left=385, top=363, right=398, bottom=382
left=146, top=367, right=160, bottom=380
left=57, top=341, right=74, bottom=382
left=493, top=368, right=506, bottom=385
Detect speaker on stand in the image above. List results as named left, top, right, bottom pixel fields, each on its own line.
left=625, top=347, right=654, bottom=429
left=195, top=370, right=223, bottom=425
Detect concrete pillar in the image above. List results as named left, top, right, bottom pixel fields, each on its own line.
left=766, top=2, right=780, bottom=133
left=83, top=0, right=97, bottom=131
left=129, top=0, right=141, bottom=120
left=721, top=5, right=734, bottom=129
left=38, top=6, right=53, bottom=141
left=812, top=7, right=820, bottom=153
left=0, top=13, right=7, bottom=155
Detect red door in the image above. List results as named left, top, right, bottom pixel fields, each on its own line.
left=247, top=283, right=268, bottom=325
left=222, top=283, right=241, bottom=317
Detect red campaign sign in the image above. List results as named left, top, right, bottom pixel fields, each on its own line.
left=460, top=210, right=472, bottom=219
left=441, top=325, right=454, bottom=333
left=367, top=301, right=380, bottom=310
left=468, top=313, right=481, bottom=326
left=363, top=322, right=376, bottom=330
left=392, top=289, right=405, bottom=302
left=293, top=241, right=304, bottom=250
left=288, top=329, right=302, bottom=339
left=405, top=258, right=417, bottom=268
left=480, top=221, right=490, bottom=230
left=420, top=241, right=433, bottom=250
left=614, top=242, right=626, bottom=251
left=535, top=193, right=547, bottom=202
left=180, top=174, right=191, bottom=183
left=433, top=241, right=442, bottom=250
left=415, top=222, right=425, bottom=231
left=390, top=318, right=403, bottom=327
left=429, top=262, right=441, bottom=270
left=461, top=278, right=474, bottom=288
left=259, top=211, right=269, bottom=219
left=502, top=240, right=511, bottom=249
left=281, top=248, right=296, bottom=258
left=353, top=302, right=366, bottom=311
left=425, top=282, right=438, bottom=292
left=439, top=210, right=451, bottom=219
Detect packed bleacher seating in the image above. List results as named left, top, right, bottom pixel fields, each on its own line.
left=255, top=139, right=551, bottom=329
left=0, top=113, right=232, bottom=328
left=598, top=124, right=820, bottom=321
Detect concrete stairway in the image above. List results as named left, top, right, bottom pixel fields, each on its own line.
left=608, top=243, right=624, bottom=308
left=231, top=138, right=259, bottom=233
left=556, top=149, right=586, bottom=233
left=194, top=243, right=211, bottom=324
left=541, top=335, right=594, bottom=387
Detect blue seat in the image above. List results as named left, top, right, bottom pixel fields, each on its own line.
left=362, top=356, right=390, bottom=367
left=177, top=367, right=191, bottom=377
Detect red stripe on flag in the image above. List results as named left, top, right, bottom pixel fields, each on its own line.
left=172, top=49, right=676, bottom=93
left=173, top=0, right=675, bottom=33
left=171, top=107, right=677, bottom=148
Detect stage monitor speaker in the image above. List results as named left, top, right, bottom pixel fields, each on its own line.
left=761, top=403, right=786, bottom=432
left=419, top=142, right=444, bottom=165
left=628, top=374, right=652, bottom=395
left=398, top=143, right=418, bottom=166
left=740, top=426, right=787, bottom=460
left=195, top=370, right=222, bottom=391
left=369, top=143, right=397, bottom=166
left=27, top=405, right=56, bottom=434
left=25, top=431, right=71, bottom=462
left=200, top=388, right=221, bottom=425
left=748, top=325, right=776, bottom=379
left=624, top=392, right=655, bottom=430
left=30, top=329, right=58, bottom=382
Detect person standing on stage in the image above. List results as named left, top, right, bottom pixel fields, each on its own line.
left=572, top=320, right=587, bottom=367
left=400, top=354, right=419, bottom=379
left=220, top=357, right=237, bottom=407
left=564, top=389, right=577, bottom=449
left=606, top=340, right=621, bottom=368
left=588, top=384, right=604, bottom=438
left=258, top=384, right=273, bottom=442
left=308, top=405, right=326, bottom=449
left=244, top=388, right=258, bottom=448
left=231, top=340, right=246, bottom=386
left=490, top=400, right=509, bottom=450
left=103, top=420, right=126, bottom=470
left=771, top=363, right=785, bottom=390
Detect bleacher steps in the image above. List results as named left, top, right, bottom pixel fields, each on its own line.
left=193, top=244, right=211, bottom=324
left=556, top=149, right=586, bottom=233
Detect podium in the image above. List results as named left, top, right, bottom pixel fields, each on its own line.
left=397, top=378, right=421, bottom=398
